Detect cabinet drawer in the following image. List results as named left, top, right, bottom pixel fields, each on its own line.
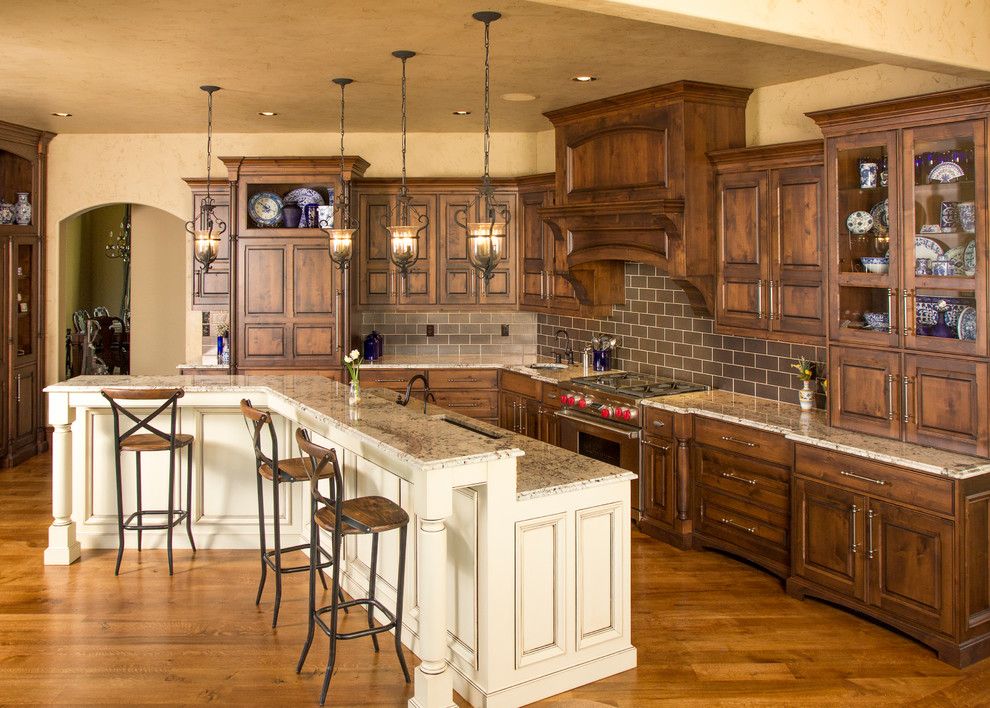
left=500, top=370, right=539, bottom=398
left=432, top=390, right=498, bottom=418
left=364, top=368, right=424, bottom=389
left=540, top=383, right=562, bottom=409
left=429, top=368, right=498, bottom=390
left=695, top=417, right=791, bottom=466
left=643, top=407, right=675, bottom=437
left=697, top=448, right=789, bottom=513
left=699, top=487, right=788, bottom=548
left=795, top=444, right=954, bottom=516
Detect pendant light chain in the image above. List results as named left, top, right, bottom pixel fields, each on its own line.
left=205, top=88, right=214, bottom=204
left=339, top=79, right=347, bottom=222
left=482, top=18, right=491, bottom=183
left=400, top=54, right=409, bottom=215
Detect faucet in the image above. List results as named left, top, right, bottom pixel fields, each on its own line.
left=554, top=329, right=575, bottom=365
left=396, top=373, right=436, bottom=414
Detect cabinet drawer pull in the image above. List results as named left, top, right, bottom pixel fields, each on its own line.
left=886, top=374, right=895, bottom=421
left=447, top=377, right=479, bottom=384
left=643, top=440, right=670, bottom=453
left=902, top=289, right=914, bottom=336
left=371, top=377, right=409, bottom=383
left=719, top=517, right=756, bottom=534
left=446, top=402, right=484, bottom=409
left=886, top=288, right=897, bottom=334
left=840, top=470, right=887, bottom=486
left=767, top=280, right=775, bottom=321
left=720, top=435, right=756, bottom=448
left=756, top=279, right=764, bottom=319
left=652, top=419, right=665, bottom=429
left=850, top=504, right=859, bottom=554
left=540, top=270, right=546, bottom=300
left=866, top=508, right=875, bottom=559
left=720, top=471, right=756, bottom=486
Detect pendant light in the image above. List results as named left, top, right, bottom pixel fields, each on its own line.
left=321, top=77, right=358, bottom=270
left=379, top=50, right=429, bottom=287
left=457, top=11, right=511, bottom=292
left=185, top=85, right=226, bottom=273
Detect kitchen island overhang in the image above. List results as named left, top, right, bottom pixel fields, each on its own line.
left=44, top=375, right=637, bottom=708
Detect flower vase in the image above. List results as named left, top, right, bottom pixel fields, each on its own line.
left=348, top=380, right=361, bottom=406
left=13, top=193, right=31, bottom=226
left=798, top=380, right=815, bottom=411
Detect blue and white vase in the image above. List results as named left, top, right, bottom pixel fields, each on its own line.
left=0, top=200, right=13, bottom=225
left=12, top=193, right=31, bottom=226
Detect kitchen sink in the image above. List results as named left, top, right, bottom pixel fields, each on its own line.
left=436, top=416, right=506, bottom=440
left=527, top=362, right=568, bottom=371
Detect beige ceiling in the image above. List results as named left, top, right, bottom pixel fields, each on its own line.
left=1, top=0, right=865, bottom=134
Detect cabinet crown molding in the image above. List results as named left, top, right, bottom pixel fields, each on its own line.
left=219, top=155, right=370, bottom=181
left=708, top=140, right=824, bottom=171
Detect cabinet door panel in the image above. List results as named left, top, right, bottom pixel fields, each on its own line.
left=438, top=193, right=477, bottom=305
left=642, top=437, right=675, bottom=528
left=905, top=354, right=988, bottom=455
left=357, top=193, right=395, bottom=305
left=830, top=345, right=901, bottom=440
left=771, top=165, right=825, bottom=339
left=520, top=187, right=550, bottom=309
left=869, top=499, right=954, bottom=634
left=716, top=171, right=769, bottom=331
left=293, top=325, right=334, bottom=358
left=13, top=365, right=35, bottom=443
left=243, top=245, right=286, bottom=316
left=792, top=478, right=866, bottom=600
left=292, top=245, right=334, bottom=315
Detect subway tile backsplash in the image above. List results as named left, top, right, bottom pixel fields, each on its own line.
left=359, top=311, right=539, bottom=358
left=537, top=263, right=827, bottom=407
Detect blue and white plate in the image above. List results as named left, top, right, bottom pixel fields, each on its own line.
left=870, top=199, right=889, bottom=236
left=248, top=191, right=284, bottom=227
left=846, top=210, right=874, bottom=235
left=916, top=296, right=974, bottom=333
left=957, top=306, right=977, bottom=341
left=965, top=238, right=977, bottom=274
left=928, top=161, right=965, bottom=184
left=283, top=187, right=325, bottom=227
left=915, top=236, right=945, bottom=262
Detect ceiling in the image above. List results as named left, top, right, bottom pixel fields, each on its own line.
left=1, top=0, right=866, bottom=134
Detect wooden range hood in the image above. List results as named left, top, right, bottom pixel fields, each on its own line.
left=541, top=81, right=751, bottom=315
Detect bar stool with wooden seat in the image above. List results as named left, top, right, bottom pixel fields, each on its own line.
left=101, top=388, right=196, bottom=576
left=240, top=399, right=339, bottom=628
left=295, top=428, right=411, bottom=706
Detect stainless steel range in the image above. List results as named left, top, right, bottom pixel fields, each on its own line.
left=556, top=372, right=708, bottom=514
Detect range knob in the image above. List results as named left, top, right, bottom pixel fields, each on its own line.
left=559, top=393, right=568, bottom=405
left=600, top=407, right=612, bottom=419
left=565, top=395, right=576, bottom=406
left=622, top=408, right=634, bottom=421
left=577, top=397, right=588, bottom=409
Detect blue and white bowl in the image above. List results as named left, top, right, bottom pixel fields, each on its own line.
left=860, top=256, right=889, bottom=274
left=863, top=312, right=889, bottom=331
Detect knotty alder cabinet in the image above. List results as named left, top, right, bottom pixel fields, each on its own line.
left=710, top=141, right=826, bottom=343
left=517, top=175, right=580, bottom=313
left=789, top=443, right=990, bottom=667
left=498, top=370, right=560, bottom=445
left=808, top=87, right=990, bottom=454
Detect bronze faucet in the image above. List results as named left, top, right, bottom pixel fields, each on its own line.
left=396, top=373, right=436, bottom=414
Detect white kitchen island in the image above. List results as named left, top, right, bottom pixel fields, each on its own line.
left=44, top=375, right=637, bottom=708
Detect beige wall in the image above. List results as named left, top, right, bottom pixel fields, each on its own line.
left=746, top=64, right=983, bottom=145
left=128, top=205, right=186, bottom=375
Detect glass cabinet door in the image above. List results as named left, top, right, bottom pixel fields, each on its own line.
left=13, top=240, right=33, bottom=361
left=830, top=131, right=900, bottom=346
left=902, top=120, right=986, bottom=356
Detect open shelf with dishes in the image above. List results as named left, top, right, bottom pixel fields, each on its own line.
left=241, top=182, right=336, bottom=235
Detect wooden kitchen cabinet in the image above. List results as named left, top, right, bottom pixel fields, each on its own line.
left=788, top=443, right=977, bottom=665
left=710, top=141, right=825, bottom=343
left=498, top=390, right=538, bottom=437
left=183, top=177, right=232, bottom=310
left=536, top=382, right=561, bottom=446
left=518, top=175, right=580, bottom=314
left=438, top=192, right=516, bottom=306
left=428, top=368, right=499, bottom=423
left=640, top=434, right=676, bottom=532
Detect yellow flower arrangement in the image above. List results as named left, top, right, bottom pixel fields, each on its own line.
left=791, top=357, right=816, bottom=382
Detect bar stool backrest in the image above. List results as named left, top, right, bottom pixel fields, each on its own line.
left=295, top=428, right=346, bottom=535
left=101, top=388, right=184, bottom=450
left=240, top=399, right=282, bottom=479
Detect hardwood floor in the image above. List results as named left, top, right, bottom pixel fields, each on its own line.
left=3, top=454, right=989, bottom=706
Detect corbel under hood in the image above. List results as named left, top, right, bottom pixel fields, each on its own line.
left=540, top=80, right=752, bottom=315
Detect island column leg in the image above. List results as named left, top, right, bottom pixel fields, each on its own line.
left=410, top=516, right=455, bottom=708
left=44, top=421, right=80, bottom=565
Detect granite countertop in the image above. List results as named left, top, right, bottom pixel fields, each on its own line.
left=643, top=390, right=990, bottom=479
left=46, top=374, right=632, bottom=498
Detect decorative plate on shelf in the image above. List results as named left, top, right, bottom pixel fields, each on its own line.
left=869, top=199, right=889, bottom=236
left=945, top=245, right=968, bottom=270
left=282, top=187, right=325, bottom=227
left=846, top=210, right=874, bottom=235
left=957, top=306, right=977, bottom=341
left=928, top=161, right=965, bottom=184
left=965, top=238, right=977, bottom=273
left=248, top=191, right=284, bottom=227
left=915, top=235, right=945, bottom=262
left=916, top=295, right=974, bottom=333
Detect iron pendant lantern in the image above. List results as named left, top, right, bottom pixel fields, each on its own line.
left=185, top=85, right=226, bottom=273
left=321, top=77, right=359, bottom=270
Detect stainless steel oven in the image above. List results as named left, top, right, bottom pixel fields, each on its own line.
left=556, top=409, right=641, bottom=510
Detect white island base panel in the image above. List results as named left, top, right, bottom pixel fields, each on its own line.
left=45, top=382, right=636, bottom=708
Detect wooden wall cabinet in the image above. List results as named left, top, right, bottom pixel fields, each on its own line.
left=809, top=87, right=990, bottom=456
left=518, top=175, right=580, bottom=313
left=710, top=141, right=825, bottom=343
left=0, top=121, right=51, bottom=466
left=182, top=178, right=232, bottom=310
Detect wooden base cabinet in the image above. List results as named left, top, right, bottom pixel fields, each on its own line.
left=789, top=443, right=990, bottom=667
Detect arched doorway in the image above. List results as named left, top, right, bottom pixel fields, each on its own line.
left=59, top=204, right=187, bottom=377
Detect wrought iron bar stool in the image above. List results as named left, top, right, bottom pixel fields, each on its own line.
left=101, top=388, right=196, bottom=576
left=240, top=399, right=340, bottom=628
left=295, top=428, right=411, bottom=706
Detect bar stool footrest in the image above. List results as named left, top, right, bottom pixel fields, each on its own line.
left=262, top=544, right=335, bottom=574
left=313, top=598, right=398, bottom=641
left=122, top=509, right=189, bottom=531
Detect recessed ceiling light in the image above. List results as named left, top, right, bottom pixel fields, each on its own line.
left=571, top=75, right=598, bottom=82
left=501, top=93, right=537, bottom=102
left=452, top=110, right=471, bottom=115
left=51, top=112, right=72, bottom=117
left=258, top=111, right=278, bottom=116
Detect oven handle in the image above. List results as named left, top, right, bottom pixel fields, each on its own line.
left=554, top=410, right=641, bottom=439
